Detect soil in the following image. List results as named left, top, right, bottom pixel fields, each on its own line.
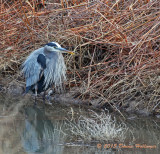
left=0, top=76, right=160, bottom=118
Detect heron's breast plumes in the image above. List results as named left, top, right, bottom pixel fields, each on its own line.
left=44, top=53, right=67, bottom=92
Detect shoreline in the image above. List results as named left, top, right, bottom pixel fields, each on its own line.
left=1, top=77, right=160, bottom=118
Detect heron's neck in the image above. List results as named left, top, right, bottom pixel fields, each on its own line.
left=44, top=47, right=51, bottom=54
left=44, top=48, right=57, bottom=58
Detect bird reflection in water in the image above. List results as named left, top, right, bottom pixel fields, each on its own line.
left=21, top=107, right=64, bottom=154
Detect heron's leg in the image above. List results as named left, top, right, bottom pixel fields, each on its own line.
left=34, top=84, right=38, bottom=105
left=46, top=90, right=53, bottom=105
left=43, top=91, right=46, bottom=105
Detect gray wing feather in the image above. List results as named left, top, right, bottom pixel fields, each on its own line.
left=22, top=47, right=44, bottom=87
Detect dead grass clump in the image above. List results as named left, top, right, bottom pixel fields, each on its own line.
left=66, top=110, right=128, bottom=142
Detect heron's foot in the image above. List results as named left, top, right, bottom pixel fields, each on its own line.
left=34, top=100, right=37, bottom=106
left=48, top=89, right=54, bottom=96
left=22, top=91, right=29, bottom=97
left=45, top=101, right=52, bottom=105
left=46, top=95, right=52, bottom=105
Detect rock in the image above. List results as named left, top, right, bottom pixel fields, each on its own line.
left=7, top=81, right=24, bottom=95
left=0, top=85, right=3, bottom=91
left=136, top=109, right=150, bottom=116
left=125, top=101, right=138, bottom=113
left=156, top=115, right=160, bottom=118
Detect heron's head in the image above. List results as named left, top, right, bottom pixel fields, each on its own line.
left=44, top=42, right=74, bottom=55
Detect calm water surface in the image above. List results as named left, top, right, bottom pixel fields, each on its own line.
left=0, top=93, right=160, bottom=154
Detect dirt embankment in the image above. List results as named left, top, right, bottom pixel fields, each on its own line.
left=1, top=75, right=160, bottom=118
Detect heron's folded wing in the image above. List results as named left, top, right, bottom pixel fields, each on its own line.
left=37, top=54, right=46, bottom=79
left=37, top=54, right=46, bottom=69
left=22, top=58, right=41, bottom=87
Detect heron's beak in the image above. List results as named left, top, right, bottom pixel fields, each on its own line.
left=58, top=47, right=75, bottom=55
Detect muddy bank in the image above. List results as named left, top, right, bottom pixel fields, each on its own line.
left=0, top=77, right=94, bottom=107
left=1, top=76, right=160, bottom=118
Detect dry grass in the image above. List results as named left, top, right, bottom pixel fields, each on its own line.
left=0, top=0, right=160, bottom=113
left=66, top=110, right=128, bottom=142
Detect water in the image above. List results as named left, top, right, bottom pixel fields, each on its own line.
left=0, top=93, right=160, bottom=154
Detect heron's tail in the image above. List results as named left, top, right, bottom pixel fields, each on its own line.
left=25, top=86, right=31, bottom=93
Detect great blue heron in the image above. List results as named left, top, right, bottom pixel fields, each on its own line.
left=21, top=42, right=74, bottom=104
